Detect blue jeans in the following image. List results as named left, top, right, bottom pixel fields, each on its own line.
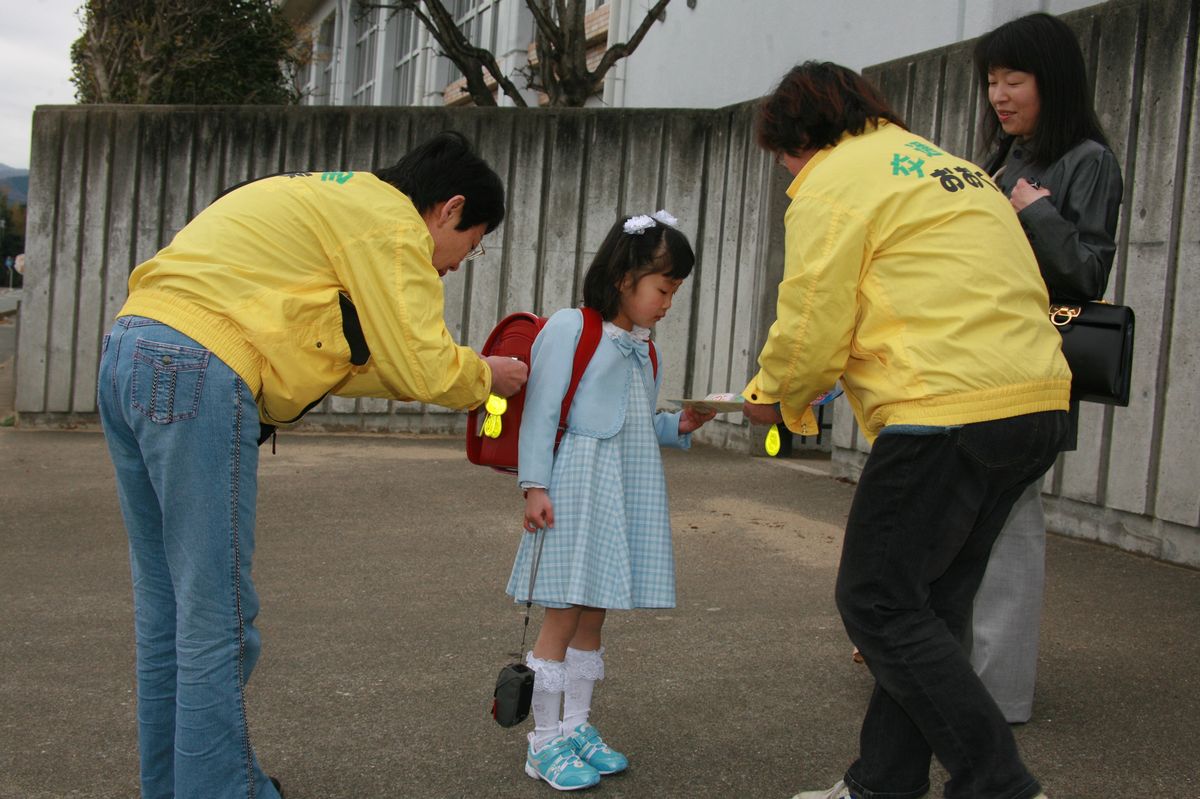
left=98, top=316, right=280, bottom=799
left=836, top=412, right=1067, bottom=799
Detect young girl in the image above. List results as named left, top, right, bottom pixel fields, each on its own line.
left=505, top=211, right=715, bottom=791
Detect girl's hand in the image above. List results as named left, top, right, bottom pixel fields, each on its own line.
left=679, top=407, right=717, bottom=433
left=1010, top=178, right=1051, bottom=212
left=524, top=488, right=554, bottom=533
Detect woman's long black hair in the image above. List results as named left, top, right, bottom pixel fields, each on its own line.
left=974, top=12, right=1109, bottom=170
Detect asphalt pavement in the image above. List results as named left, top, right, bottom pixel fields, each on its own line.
left=1, top=425, right=1197, bottom=799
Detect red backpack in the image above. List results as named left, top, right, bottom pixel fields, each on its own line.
left=466, top=307, right=656, bottom=474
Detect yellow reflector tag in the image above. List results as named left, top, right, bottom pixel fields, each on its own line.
left=485, top=394, right=508, bottom=415
left=483, top=413, right=503, bottom=439
left=765, top=425, right=781, bottom=457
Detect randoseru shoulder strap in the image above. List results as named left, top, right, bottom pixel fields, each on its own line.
left=554, top=307, right=603, bottom=451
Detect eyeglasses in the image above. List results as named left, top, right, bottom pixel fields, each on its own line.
left=465, top=241, right=486, bottom=261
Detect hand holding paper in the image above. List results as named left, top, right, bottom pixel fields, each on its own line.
left=741, top=383, right=843, bottom=426
left=679, top=405, right=717, bottom=433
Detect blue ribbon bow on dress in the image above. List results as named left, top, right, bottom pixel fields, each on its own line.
left=605, top=324, right=653, bottom=371
left=610, top=333, right=651, bottom=368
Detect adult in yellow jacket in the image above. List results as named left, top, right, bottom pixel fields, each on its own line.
left=96, top=132, right=527, bottom=799
left=742, top=64, right=1069, bottom=799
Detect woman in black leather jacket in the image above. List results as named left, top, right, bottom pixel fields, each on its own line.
left=968, top=11, right=1124, bottom=724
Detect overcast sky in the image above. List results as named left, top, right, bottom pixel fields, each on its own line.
left=0, top=0, right=81, bottom=170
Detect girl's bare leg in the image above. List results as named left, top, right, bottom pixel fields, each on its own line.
left=569, top=607, right=606, bottom=651
left=532, top=606, right=584, bottom=661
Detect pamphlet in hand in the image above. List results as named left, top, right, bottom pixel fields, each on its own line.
left=668, top=384, right=843, bottom=415
left=666, top=393, right=745, bottom=414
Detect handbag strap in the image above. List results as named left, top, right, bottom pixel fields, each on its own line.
left=517, top=527, right=546, bottom=655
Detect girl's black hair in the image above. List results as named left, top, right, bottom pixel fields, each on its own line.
left=374, top=131, right=506, bottom=233
left=582, top=217, right=695, bottom=321
left=974, top=12, right=1109, bottom=170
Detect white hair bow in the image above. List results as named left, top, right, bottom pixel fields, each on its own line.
left=651, top=209, right=678, bottom=227
left=623, top=209, right=680, bottom=234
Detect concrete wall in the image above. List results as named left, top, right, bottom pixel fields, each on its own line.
left=13, top=0, right=1198, bottom=565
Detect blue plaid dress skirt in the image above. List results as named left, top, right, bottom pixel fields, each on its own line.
left=506, top=366, right=675, bottom=610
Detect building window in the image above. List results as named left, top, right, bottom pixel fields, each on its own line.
left=389, top=8, right=422, bottom=105
left=351, top=6, right=380, bottom=106
left=448, top=0, right=499, bottom=82
left=310, top=13, right=337, bottom=106
left=553, top=1, right=607, bottom=18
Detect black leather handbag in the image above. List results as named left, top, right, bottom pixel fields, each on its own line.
left=1050, top=301, right=1135, bottom=406
left=490, top=528, right=545, bottom=728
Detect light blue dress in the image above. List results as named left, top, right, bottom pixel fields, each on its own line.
left=506, top=325, right=676, bottom=610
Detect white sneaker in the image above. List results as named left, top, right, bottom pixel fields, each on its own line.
left=791, top=780, right=931, bottom=799
left=791, top=780, right=854, bottom=799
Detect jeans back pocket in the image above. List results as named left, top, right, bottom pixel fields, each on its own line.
left=955, top=414, right=1043, bottom=470
left=131, top=339, right=210, bottom=424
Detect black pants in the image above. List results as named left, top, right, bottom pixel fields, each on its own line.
left=837, top=411, right=1067, bottom=799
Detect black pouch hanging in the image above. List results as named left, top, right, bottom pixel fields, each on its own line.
left=491, top=662, right=534, bottom=727
left=490, top=528, right=545, bottom=728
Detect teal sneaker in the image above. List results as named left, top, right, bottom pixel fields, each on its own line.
left=524, top=734, right=601, bottom=791
left=564, top=722, right=628, bottom=775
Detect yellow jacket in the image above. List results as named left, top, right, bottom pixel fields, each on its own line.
left=119, top=171, right=491, bottom=425
left=744, top=122, right=1070, bottom=442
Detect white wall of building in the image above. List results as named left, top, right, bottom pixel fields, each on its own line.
left=610, top=0, right=1111, bottom=109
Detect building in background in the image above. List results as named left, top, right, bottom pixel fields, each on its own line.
left=279, top=0, right=1105, bottom=111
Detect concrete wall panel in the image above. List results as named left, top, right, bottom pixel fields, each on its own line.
left=45, top=114, right=88, bottom=413
left=1155, top=29, right=1200, bottom=527
left=71, top=114, right=115, bottom=414
left=1105, top=0, right=1192, bottom=516
left=654, top=113, right=710, bottom=402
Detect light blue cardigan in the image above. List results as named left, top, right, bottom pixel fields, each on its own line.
left=517, top=308, right=691, bottom=488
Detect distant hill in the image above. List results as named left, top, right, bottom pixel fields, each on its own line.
left=0, top=165, right=29, bottom=204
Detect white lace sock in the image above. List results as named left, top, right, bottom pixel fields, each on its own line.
left=526, top=652, right=566, bottom=751
left=562, top=646, right=605, bottom=734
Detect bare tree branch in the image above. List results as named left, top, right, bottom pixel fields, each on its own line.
left=592, top=0, right=670, bottom=80
left=361, top=0, right=674, bottom=108
left=524, top=0, right=560, bottom=50
left=529, top=0, right=672, bottom=106
left=360, top=1, right=529, bottom=107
